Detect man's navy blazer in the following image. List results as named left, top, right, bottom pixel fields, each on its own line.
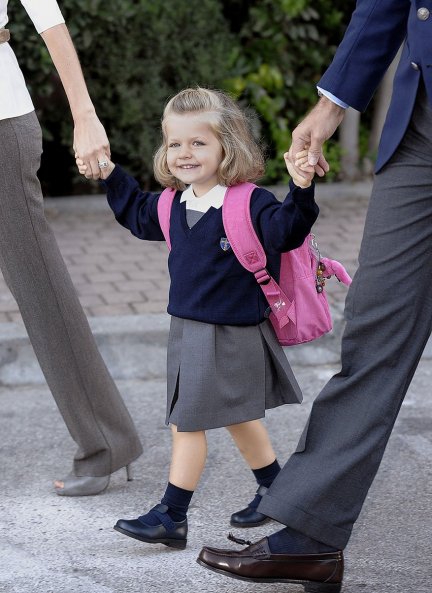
left=318, top=0, right=431, bottom=171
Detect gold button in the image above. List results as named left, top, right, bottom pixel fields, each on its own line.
left=417, top=7, right=430, bottom=20
left=411, top=61, right=420, bottom=71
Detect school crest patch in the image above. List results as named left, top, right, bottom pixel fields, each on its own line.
left=220, top=237, right=231, bottom=251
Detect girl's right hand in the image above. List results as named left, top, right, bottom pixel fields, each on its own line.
left=284, top=149, right=314, bottom=189
left=75, top=155, right=115, bottom=180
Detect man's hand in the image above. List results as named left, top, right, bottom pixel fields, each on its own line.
left=73, top=112, right=110, bottom=180
left=284, top=149, right=314, bottom=188
left=289, top=96, right=345, bottom=180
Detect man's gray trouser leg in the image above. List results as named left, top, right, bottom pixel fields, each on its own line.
left=259, top=86, right=432, bottom=549
left=0, top=112, right=142, bottom=476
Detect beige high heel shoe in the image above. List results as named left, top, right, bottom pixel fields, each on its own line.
left=54, top=464, right=133, bottom=496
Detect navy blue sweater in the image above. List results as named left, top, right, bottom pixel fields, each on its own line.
left=103, top=166, right=319, bottom=326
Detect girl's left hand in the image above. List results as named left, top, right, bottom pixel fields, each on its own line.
left=75, top=155, right=115, bottom=180
left=284, top=149, right=314, bottom=188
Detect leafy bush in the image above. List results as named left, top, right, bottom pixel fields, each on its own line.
left=223, top=0, right=353, bottom=183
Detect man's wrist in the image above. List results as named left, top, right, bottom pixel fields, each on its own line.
left=312, top=95, right=346, bottom=130
left=317, top=87, right=349, bottom=109
left=317, top=95, right=346, bottom=116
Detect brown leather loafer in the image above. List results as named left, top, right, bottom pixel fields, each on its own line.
left=197, top=537, right=343, bottom=593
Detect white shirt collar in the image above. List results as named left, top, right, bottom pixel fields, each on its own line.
left=180, top=184, right=227, bottom=212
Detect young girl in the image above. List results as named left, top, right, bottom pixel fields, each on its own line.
left=77, top=87, right=316, bottom=550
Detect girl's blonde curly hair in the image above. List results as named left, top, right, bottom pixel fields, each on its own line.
left=153, top=87, right=265, bottom=190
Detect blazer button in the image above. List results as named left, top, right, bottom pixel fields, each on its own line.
left=411, top=61, right=420, bottom=71
left=417, top=7, right=430, bottom=20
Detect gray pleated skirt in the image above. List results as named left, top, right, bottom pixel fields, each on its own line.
left=166, top=316, right=302, bottom=431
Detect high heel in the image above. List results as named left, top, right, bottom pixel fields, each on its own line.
left=126, top=463, right=134, bottom=481
left=54, top=464, right=133, bottom=497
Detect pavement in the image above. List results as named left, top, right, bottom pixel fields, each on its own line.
left=1, top=181, right=431, bottom=593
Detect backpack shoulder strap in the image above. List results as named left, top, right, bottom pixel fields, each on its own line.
left=222, top=183, right=266, bottom=272
left=223, top=183, right=295, bottom=328
left=157, top=187, right=177, bottom=251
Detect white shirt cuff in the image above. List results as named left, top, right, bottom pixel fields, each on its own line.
left=317, top=87, right=349, bottom=109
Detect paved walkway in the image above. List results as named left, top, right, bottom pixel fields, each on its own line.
left=1, top=362, right=431, bottom=593
left=0, top=181, right=372, bottom=323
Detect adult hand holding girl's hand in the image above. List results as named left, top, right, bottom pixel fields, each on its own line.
left=76, top=155, right=115, bottom=180
left=73, top=112, right=111, bottom=180
left=288, top=95, right=345, bottom=176
left=284, top=149, right=315, bottom=189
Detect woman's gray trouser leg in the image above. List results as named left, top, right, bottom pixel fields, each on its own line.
left=0, top=112, right=142, bottom=476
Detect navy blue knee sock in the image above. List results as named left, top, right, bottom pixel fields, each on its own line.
left=248, top=459, right=280, bottom=509
left=268, top=526, right=338, bottom=554
left=139, top=482, right=194, bottom=525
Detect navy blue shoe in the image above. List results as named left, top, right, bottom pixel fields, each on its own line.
left=114, top=504, right=188, bottom=549
left=230, top=486, right=271, bottom=528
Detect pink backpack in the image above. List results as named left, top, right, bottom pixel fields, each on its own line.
left=157, top=182, right=352, bottom=346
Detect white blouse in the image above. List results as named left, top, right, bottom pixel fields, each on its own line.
left=0, top=0, right=65, bottom=120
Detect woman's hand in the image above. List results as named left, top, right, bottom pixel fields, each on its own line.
left=73, top=113, right=111, bottom=180
left=76, top=155, right=115, bottom=180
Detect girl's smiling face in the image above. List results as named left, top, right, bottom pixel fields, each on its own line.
left=165, top=113, right=223, bottom=197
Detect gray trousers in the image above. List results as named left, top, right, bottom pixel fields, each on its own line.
left=0, top=111, right=142, bottom=477
left=259, top=84, right=432, bottom=549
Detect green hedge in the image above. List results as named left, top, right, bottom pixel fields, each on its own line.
left=223, top=0, right=353, bottom=183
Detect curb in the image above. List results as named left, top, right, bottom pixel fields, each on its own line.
left=3, top=310, right=432, bottom=387
left=0, top=314, right=169, bottom=386
left=0, top=313, right=345, bottom=386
